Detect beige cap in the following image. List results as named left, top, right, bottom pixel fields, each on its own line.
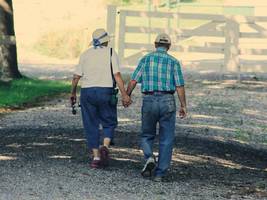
left=155, top=33, right=171, bottom=44
left=90, top=28, right=110, bottom=46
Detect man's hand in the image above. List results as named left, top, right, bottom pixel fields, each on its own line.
left=176, top=86, right=186, bottom=119
left=122, top=94, right=132, bottom=108
left=127, top=80, right=137, bottom=96
left=179, top=106, right=187, bottom=119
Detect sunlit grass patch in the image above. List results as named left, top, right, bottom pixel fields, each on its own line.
left=0, top=78, right=70, bottom=108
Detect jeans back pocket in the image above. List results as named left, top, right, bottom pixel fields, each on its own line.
left=161, top=97, right=176, bottom=114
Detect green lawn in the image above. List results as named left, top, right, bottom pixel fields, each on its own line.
left=0, top=78, right=71, bottom=108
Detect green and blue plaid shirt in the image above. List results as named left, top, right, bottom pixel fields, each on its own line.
left=131, top=47, right=185, bottom=92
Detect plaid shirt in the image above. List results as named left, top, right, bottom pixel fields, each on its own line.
left=131, top=47, right=185, bottom=92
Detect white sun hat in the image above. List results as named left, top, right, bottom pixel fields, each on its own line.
left=155, top=33, right=171, bottom=44
left=90, top=28, right=110, bottom=47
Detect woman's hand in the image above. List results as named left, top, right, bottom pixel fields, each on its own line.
left=70, top=93, right=77, bottom=105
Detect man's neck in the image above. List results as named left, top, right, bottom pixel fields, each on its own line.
left=156, top=47, right=167, bottom=52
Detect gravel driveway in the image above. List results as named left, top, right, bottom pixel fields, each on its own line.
left=0, top=72, right=267, bottom=200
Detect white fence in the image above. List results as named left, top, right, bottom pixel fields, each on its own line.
left=107, top=5, right=267, bottom=77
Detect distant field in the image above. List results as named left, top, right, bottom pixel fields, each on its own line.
left=13, top=0, right=266, bottom=63
left=13, top=0, right=106, bottom=63
left=31, top=1, right=254, bottom=60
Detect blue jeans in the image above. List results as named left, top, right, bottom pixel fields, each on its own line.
left=80, top=87, right=117, bottom=150
left=141, top=93, right=176, bottom=177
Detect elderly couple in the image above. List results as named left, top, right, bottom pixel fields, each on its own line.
left=71, top=29, right=187, bottom=181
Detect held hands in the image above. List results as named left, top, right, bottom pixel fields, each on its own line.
left=179, top=106, right=187, bottom=119
left=122, top=94, right=132, bottom=108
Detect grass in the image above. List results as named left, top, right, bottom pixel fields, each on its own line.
left=0, top=78, right=71, bottom=108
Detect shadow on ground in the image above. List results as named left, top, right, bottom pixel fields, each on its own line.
left=0, top=127, right=266, bottom=196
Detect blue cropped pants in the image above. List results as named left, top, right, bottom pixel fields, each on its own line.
left=80, top=87, right=117, bottom=150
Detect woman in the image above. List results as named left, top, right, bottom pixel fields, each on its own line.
left=70, top=28, right=131, bottom=168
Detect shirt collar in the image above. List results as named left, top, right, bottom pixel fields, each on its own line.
left=156, top=47, right=167, bottom=52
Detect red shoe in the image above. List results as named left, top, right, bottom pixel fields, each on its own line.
left=90, top=159, right=101, bottom=169
left=100, top=146, right=109, bottom=167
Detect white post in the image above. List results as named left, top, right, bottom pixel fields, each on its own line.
left=176, top=0, right=180, bottom=29
left=148, top=0, right=152, bottom=44
left=224, top=16, right=240, bottom=81
left=175, top=1, right=180, bottom=43
left=167, top=0, right=171, bottom=34
left=118, top=10, right=126, bottom=64
left=107, top=5, right=117, bottom=49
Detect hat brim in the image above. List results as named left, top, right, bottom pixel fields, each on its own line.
left=90, top=35, right=110, bottom=46
left=155, top=39, right=171, bottom=44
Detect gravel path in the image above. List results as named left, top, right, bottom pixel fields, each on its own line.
left=0, top=75, right=267, bottom=199
left=0, top=99, right=227, bottom=200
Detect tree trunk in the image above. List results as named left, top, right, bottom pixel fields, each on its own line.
left=0, top=0, right=22, bottom=81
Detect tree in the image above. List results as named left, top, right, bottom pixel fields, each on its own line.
left=0, top=0, right=22, bottom=81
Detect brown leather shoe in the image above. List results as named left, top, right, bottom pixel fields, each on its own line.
left=100, top=146, right=109, bottom=167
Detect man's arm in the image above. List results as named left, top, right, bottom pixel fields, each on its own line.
left=114, top=72, right=131, bottom=107
left=127, top=57, right=144, bottom=96
left=126, top=80, right=137, bottom=96
left=176, top=86, right=187, bottom=118
left=70, top=74, right=81, bottom=103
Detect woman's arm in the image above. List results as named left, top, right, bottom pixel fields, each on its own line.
left=114, top=72, right=132, bottom=107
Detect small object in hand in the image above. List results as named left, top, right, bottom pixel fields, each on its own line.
left=72, top=108, right=77, bottom=115
left=70, top=96, right=77, bottom=115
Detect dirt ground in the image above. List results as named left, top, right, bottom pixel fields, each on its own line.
left=0, top=72, right=267, bottom=199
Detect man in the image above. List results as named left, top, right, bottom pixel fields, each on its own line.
left=127, top=33, right=187, bottom=181
left=71, top=28, right=131, bottom=169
